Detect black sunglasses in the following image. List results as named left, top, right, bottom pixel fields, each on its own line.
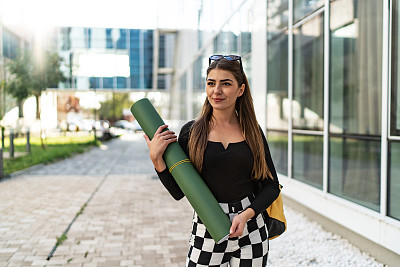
left=209, top=55, right=243, bottom=74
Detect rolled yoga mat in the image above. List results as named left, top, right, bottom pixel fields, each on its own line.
left=131, top=98, right=231, bottom=244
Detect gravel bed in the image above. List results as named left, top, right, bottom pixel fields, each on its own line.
left=267, top=206, right=387, bottom=267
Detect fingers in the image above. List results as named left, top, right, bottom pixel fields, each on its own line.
left=143, top=134, right=152, bottom=148
left=153, top=125, right=177, bottom=141
left=229, top=216, right=245, bottom=237
left=230, top=221, right=238, bottom=235
left=155, top=124, right=169, bottom=135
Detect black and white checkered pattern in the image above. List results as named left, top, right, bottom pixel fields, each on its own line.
left=186, top=195, right=269, bottom=267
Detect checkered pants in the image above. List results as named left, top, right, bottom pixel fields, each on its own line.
left=186, top=195, right=269, bottom=267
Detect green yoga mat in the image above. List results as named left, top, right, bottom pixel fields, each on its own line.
left=131, top=98, right=231, bottom=244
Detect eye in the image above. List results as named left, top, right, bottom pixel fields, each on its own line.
left=207, top=82, right=215, bottom=86
left=223, top=82, right=232, bottom=86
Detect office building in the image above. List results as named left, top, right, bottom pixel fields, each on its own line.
left=58, top=27, right=175, bottom=91
left=169, top=0, right=400, bottom=257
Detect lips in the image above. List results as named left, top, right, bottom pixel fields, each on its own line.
left=213, top=98, right=225, bottom=102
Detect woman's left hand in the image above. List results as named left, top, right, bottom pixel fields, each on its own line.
left=229, top=208, right=255, bottom=238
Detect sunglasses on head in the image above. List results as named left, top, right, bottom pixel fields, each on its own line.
left=209, top=55, right=243, bottom=74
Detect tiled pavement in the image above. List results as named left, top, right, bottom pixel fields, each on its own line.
left=0, top=132, right=386, bottom=267
left=0, top=133, right=192, bottom=267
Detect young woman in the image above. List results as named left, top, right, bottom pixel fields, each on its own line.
left=144, top=55, right=280, bottom=267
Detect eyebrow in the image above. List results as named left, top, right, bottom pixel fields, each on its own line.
left=207, top=78, right=233, bottom=82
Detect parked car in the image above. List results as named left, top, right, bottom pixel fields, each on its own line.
left=114, top=120, right=136, bottom=131
left=132, top=120, right=142, bottom=132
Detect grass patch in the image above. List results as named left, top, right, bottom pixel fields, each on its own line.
left=2, top=134, right=100, bottom=175
left=56, top=233, right=68, bottom=246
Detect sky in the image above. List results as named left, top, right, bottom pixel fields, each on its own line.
left=1, top=0, right=200, bottom=30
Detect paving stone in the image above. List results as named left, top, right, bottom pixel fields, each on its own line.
left=0, top=133, right=387, bottom=267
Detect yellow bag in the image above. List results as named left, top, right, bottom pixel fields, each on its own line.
left=265, top=185, right=287, bottom=240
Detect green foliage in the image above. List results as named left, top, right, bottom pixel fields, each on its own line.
left=5, top=50, right=66, bottom=118
left=98, top=92, right=131, bottom=122
left=76, top=203, right=87, bottom=216
left=2, top=134, right=98, bottom=175
left=56, top=233, right=68, bottom=246
left=5, top=51, right=32, bottom=117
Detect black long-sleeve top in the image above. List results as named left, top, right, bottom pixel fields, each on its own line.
left=156, top=120, right=280, bottom=217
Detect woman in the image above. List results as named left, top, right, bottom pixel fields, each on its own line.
left=144, top=55, right=280, bottom=266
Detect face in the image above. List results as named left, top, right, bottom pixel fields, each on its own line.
left=206, top=69, right=245, bottom=112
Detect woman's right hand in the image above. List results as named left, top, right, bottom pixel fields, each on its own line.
left=143, top=125, right=177, bottom=172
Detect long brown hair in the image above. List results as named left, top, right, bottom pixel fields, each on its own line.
left=188, top=58, right=273, bottom=180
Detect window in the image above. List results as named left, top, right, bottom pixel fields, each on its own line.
left=3, top=29, right=19, bottom=59
left=179, top=73, right=187, bottom=120
left=117, top=77, right=126, bottom=89
left=267, top=1, right=289, bottom=176
left=267, top=0, right=289, bottom=39
left=103, top=77, right=113, bottom=89
left=389, top=141, right=400, bottom=219
left=193, top=56, right=204, bottom=91
left=329, top=137, right=381, bottom=211
left=294, top=0, right=324, bottom=23
left=266, top=32, right=289, bottom=131
left=293, top=13, right=324, bottom=131
left=391, top=0, right=400, bottom=136
left=293, top=134, right=323, bottom=188
left=329, top=0, right=383, bottom=211
left=330, top=0, right=382, bottom=135
left=389, top=0, right=400, bottom=221
left=158, top=74, right=166, bottom=89
left=267, top=132, right=288, bottom=176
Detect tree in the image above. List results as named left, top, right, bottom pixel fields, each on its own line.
left=98, top=92, right=131, bottom=123
left=31, top=51, right=66, bottom=119
left=5, top=51, right=32, bottom=118
left=6, top=50, right=66, bottom=119
left=6, top=50, right=66, bottom=149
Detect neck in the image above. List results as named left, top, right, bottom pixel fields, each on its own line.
left=211, top=108, right=238, bottom=125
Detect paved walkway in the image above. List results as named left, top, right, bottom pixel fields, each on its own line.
left=0, top=133, right=386, bottom=266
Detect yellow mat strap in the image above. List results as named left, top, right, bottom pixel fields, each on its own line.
left=169, top=159, right=191, bottom=172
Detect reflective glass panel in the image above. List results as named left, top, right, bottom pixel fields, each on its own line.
left=293, top=134, right=323, bottom=188
left=103, top=78, right=113, bottom=89
left=293, top=14, right=324, bottom=130
left=193, top=56, right=204, bottom=91
left=294, top=0, right=324, bottom=23
left=179, top=73, right=187, bottom=120
left=267, top=32, right=288, bottom=130
left=267, top=0, right=289, bottom=39
left=329, top=137, right=380, bottom=211
left=267, top=131, right=288, bottom=176
left=240, top=1, right=253, bottom=55
left=243, top=56, right=252, bottom=86
left=117, top=77, right=126, bottom=89
left=2, top=29, right=19, bottom=59
left=330, top=0, right=382, bottom=135
left=60, top=28, right=71, bottom=51
left=389, top=142, right=400, bottom=220
left=157, top=74, right=166, bottom=89
left=391, top=0, right=400, bottom=136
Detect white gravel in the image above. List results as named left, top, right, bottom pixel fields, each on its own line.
left=267, top=206, right=387, bottom=267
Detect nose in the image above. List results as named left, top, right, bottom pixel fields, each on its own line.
left=214, top=83, right=223, bottom=95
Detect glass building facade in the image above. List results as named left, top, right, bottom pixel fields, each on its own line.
left=266, top=0, right=385, bottom=213
left=2, top=29, right=20, bottom=59
left=170, top=0, right=400, bottom=256
left=59, top=27, right=175, bottom=91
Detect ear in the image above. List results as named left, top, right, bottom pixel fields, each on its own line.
left=238, top=84, right=245, bottom=97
